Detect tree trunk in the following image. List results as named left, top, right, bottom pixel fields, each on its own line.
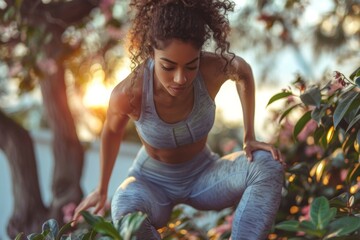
left=39, top=64, right=84, bottom=223
left=2, top=0, right=99, bottom=235
left=0, top=110, right=48, bottom=238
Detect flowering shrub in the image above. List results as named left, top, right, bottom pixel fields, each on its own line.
left=266, top=67, right=360, bottom=239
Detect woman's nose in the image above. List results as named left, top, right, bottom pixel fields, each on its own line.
left=174, top=71, right=187, bottom=84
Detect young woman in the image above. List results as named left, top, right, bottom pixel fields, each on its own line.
left=72, top=0, right=285, bottom=239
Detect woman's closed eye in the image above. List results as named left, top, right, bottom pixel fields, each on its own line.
left=160, top=65, right=175, bottom=71
left=186, top=66, right=197, bottom=71
left=160, top=64, right=198, bottom=72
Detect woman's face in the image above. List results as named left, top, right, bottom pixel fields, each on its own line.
left=153, top=39, right=201, bottom=97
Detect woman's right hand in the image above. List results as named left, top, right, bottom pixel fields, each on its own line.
left=71, top=188, right=107, bottom=227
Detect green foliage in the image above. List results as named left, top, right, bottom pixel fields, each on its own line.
left=15, top=211, right=146, bottom=240
left=276, top=196, right=360, bottom=239
left=267, top=67, right=360, bottom=239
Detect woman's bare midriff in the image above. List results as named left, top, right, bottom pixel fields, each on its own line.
left=142, top=137, right=208, bottom=164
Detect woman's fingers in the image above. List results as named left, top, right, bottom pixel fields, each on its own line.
left=72, top=198, right=96, bottom=226
left=71, top=192, right=106, bottom=227
left=71, top=201, right=87, bottom=227
left=243, top=144, right=253, bottom=161
left=270, top=147, right=286, bottom=167
left=245, top=141, right=286, bottom=167
left=94, top=198, right=106, bottom=214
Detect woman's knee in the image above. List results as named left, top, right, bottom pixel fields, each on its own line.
left=111, top=177, right=172, bottom=228
left=250, top=150, right=284, bottom=182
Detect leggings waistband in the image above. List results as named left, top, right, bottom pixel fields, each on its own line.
left=128, top=145, right=218, bottom=199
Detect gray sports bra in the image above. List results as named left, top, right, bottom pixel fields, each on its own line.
left=134, top=59, right=216, bottom=149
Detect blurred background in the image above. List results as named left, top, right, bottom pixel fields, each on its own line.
left=0, top=0, right=359, bottom=239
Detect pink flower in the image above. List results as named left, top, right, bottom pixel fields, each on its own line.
left=340, top=169, right=348, bottom=181
left=100, top=0, right=115, bottom=20
left=297, top=120, right=317, bottom=142
left=305, top=145, right=323, bottom=157
left=221, top=139, right=237, bottom=154
left=277, top=119, right=294, bottom=145
left=106, top=26, right=125, bottom=40
left=208, top=214, right=234, bottom=236
left=62, top=202, right=77, bottom=223
left=333, top=71, right=347, bottom=87
left=328, top=79, right=345, bottom=95
left=8, top=62, right=22, bottom=77
left=299, top=205, right=310, bottom=222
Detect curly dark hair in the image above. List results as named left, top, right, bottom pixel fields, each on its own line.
left=127, top=0, right=235, bottom=69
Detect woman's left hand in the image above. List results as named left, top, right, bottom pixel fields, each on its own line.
left=243, top=140, right=286, bottom=167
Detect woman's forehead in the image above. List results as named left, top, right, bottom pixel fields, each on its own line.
left=153, top=39, right=201, bottom=64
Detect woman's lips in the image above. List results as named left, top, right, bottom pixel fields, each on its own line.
left=170, top=85, right=186, bottom=93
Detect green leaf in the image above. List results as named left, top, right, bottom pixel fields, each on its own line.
left=56, top=221, right=73, bottom=240
left=345, top=114, right=360, bottom=133
left=324, top=236, right=360, bottom=240
left=300, top=87, right=322, bottom=108
left=349, top=66, right=360, bottom=80
left=299, top=220, right=325, bottom=237
left=293, top=111, right=312, bottom=140
left=127, top=212, right=147, bottom=233
left=299, top=220, right=317, bottom=230
left=355, top=76, right=360, bottom=88
left=266, top=91, right=293, bottom=107
left=327, top=216, right=360, bottom=237
left=310, top=196, right=332, bottom=230
left=15, top=0, right=23, bottom=9
left=117, top=212, right=147, bottom=240
left=287, top=162, right=310, bottom=176
left=15, top=233, right=24, bottom=240
left=275, top=220, right=299, bottom=232
left=333, top=91, right=360, bottom=128
left=42, top=219, right=59, bottom=239
left=338, top=85, right=357, bottom=99
left=81, top=211, right=103, bottom=226
left=346, top=163, right=360, bottom=185
left=4, top=6, right=15, bottom=22
left=27, top=233, right=46, bottom=240
left=342, top=132, right=357, bottom=153
left=325, top=208, right=337, bottom=227
left=311, top=106, right=327, bottom=123
left=93, top=221, right=121, bottom=240
left=279, top=103, right=301, bottom=123
left=330, top=192, right=349, bottom=209
left=81, top=230, right=97, bottom=240
left=313, top=126, right=325, bottom=144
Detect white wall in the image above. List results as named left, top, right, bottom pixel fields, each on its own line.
left=0, top=130, right=140, bottom=240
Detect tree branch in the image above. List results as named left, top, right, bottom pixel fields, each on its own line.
left=18, top=0, right=101, bottom=29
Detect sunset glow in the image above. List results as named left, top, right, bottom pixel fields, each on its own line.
left=83, top=60, right=131, bottom=109
left=83, top=64, right=112, bottom=108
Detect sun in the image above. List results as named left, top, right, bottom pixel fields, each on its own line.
left=82, top=60, right=131, bottom=109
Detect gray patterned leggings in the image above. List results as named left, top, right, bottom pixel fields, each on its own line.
left=111, top=146, right=284, bottom=240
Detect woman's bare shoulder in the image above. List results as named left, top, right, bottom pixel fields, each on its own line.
left=200, top=51, right=250, bottom=82
left=108, top=62, right=146, bottom=119
left=199, top=52, right=231, bottom=97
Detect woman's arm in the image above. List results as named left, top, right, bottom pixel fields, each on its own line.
left=225, top=55, right=285, bottom=165
left=72, top=79, right=133, bottom=225
left=230, top=57, right=256, bottom=144
left=98, top=101, right=130, bottom=200
left=200, top=52, right=256, bottom=144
